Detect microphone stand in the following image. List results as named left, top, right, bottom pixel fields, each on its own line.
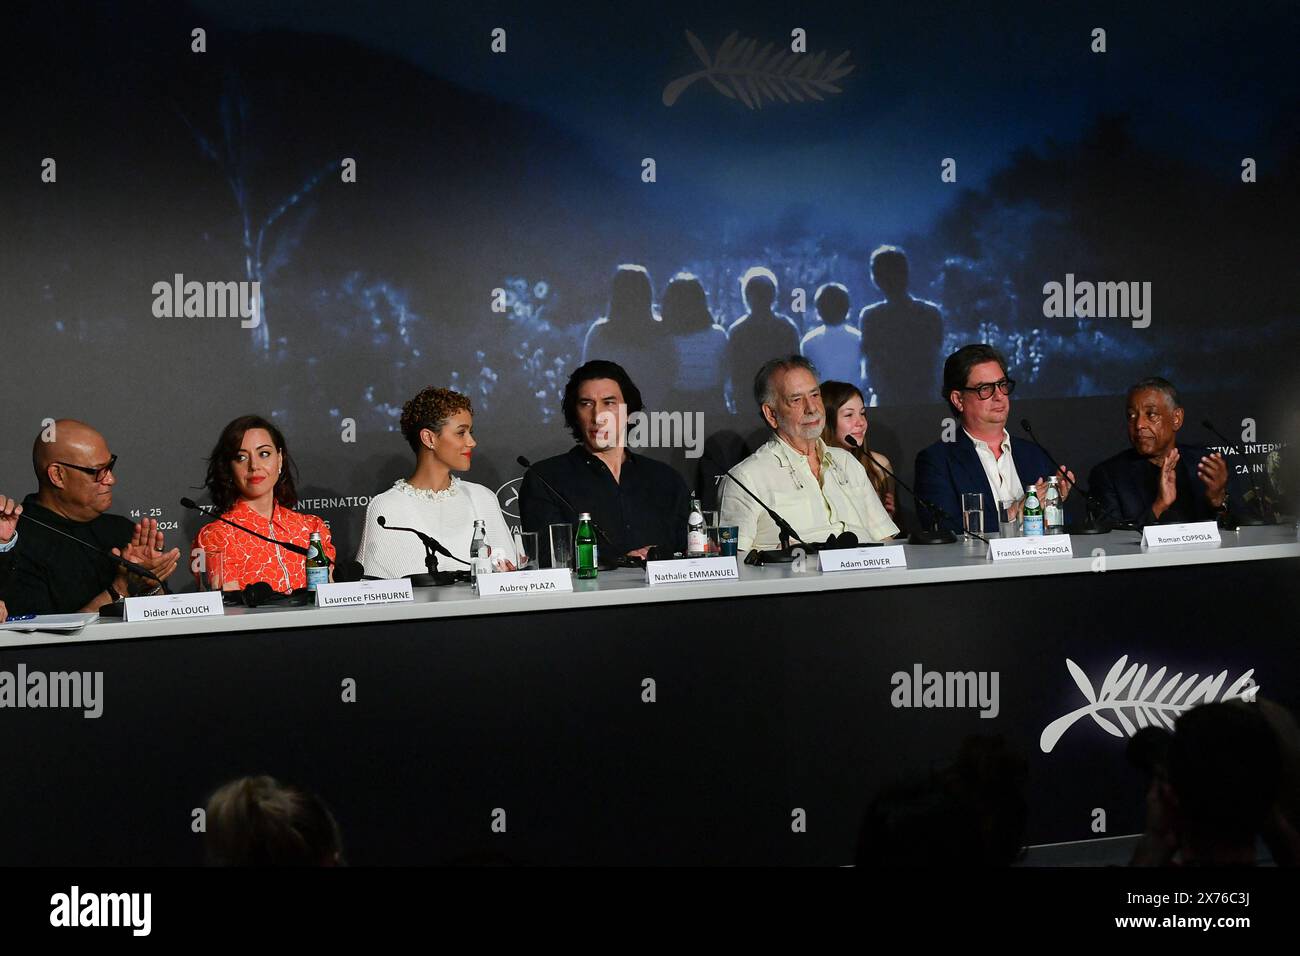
left=844, top=435, right=958, bottom=544
left=375, top=515, right=469, bottom=584
left=719, top=470, right=809, bottom=563
left=1202, top=419, right=1273, bottom=526
left=1018, top=421, right=1111, bottom=535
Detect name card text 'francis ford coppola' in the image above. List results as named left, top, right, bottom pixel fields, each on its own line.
left=987, top=535, right=1075, bottom=563
left=476, top=568, right=574, bottom=597
left=1142, top=521, right=1222, bottom=549
left=315, top=579, right=415, bottom=607
left=646, top=556, right=740, bottom=586
left=124, top=591, right=225, bottom=622
left=818, top=545, right=908, bottom=572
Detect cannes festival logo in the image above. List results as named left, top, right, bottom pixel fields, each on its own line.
left=663, top=31, right=853, bottom=109
left=1038, top=656, right=1259, bottom=753
left=496, top=477, right=523, bottom=521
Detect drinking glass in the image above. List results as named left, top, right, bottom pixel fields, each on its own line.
left=961, top=493, right=984, bottom=542
left=998, top=499, right=1021, bottom=538
left=202, top=548, right=225, bottom=591
left=513, top=531, right=538, bottom=571
left=548, top=523, right=573, bottom=570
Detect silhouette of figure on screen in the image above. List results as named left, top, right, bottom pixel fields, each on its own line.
left=724, top=267, right=801, bottom=414
left=582, top=264, right=676, bottom=410
left=859, top=246, right=945, bottom=406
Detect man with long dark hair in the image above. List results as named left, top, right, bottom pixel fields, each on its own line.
left=519, top=360, right=690, bottom=560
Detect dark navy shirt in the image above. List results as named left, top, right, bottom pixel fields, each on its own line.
left=519, top=446, right=690, bottom=558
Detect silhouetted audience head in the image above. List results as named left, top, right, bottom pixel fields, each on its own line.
left=607, top=264, right=655, bottom=325
left=856, top=735, right=1028, bottom=866
left=1170, top=703, right=1280, bottom=857
left=814, top=282, right=851, bottom=326
left=661, top=272, right=715, bottom=333
left=870, top=245, right=910, bottom=298
left=1132, top=701, right=1282, bottom=865
left=204, top=775, right=343, bottom=866
left=561, top=359, right=644, bottom=445
left=740, top=266, right=778, bottom=312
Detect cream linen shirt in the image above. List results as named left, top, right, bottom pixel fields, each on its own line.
left=719, top=436, right=899, bottom=553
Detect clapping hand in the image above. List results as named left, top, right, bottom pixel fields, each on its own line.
left=0, top=495, right=21, bottom=544
left=1154, top=448, right=1180, bottom=514
left=111, top=518, right=181, bottom=592
left=1197, top=452, right=1228, bottom=508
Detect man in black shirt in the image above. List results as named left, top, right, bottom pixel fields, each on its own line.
left=520, top=360, right=690, bottom=561
left=1089, top=378, right=1231, bottom=526
left=1, top=420, right=181, bottom=615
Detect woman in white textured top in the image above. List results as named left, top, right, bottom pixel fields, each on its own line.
left=357, top=386, right=516, bottom=577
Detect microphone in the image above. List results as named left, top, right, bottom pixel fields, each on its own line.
left=375, top=515, right=470, bottom=572
left=719, top=468, right=808, bottom=560
left=180, top=497, right=320, bottom=561
left=843, top=435, right=959, bottom=544
left=1018, top=419, right=1113, bottom=534
left=516, top=455, right=620, bottom=561
left=16, top=511, right=165, bottom=586
left=1201, top=419, right=1272, bottom=526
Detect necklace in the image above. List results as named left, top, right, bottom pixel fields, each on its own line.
left=394, top=476, right=460, bottom=503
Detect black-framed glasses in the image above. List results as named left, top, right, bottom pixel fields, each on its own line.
left=961, top=378, right=1016, bottom=401
left=56, top=454, right=118, bottom=482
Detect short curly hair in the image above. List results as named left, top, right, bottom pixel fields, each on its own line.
left=400, top=386, right=473, bottom=453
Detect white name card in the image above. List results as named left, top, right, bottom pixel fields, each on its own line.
left=315, top=579, right=415, bottom=607
left=646, top=556, right=740, bottom=586
left=1142, top=521, right=1221, bottom=548
left=124, top=591, right=225, bottom=622
left=476, top=568, right=573, bottom=597
left=818, top=545, right=908, bottom=572
left=988, top=535, right=1074, bottom=562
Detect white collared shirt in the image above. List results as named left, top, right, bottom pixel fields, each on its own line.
left=964, top=428, right=1023, bottom=504
left=719, top=436, right=899, bottom=553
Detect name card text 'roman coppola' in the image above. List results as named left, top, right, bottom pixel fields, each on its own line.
left=646, top=556, right=740, bottom=586
left=476, top=568, right=574, bottom=597
left=124, top=591, right=225, bottom=622
left=987, top=535, right=1075, bottom=563
left=1142, top=521, right=1222, bottom=549
left=818, top=545, right=908, bottom=572
left=315, top=579, right=415, bottom=607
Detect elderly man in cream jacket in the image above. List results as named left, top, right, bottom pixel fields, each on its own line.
left=720, top=356, right=899, bottom=554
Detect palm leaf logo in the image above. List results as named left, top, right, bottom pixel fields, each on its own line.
left=1038, top=656, right=1260, bottom=753
left=663, top=31, right=854, bottom=109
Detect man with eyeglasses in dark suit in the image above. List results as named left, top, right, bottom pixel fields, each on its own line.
left=1, top=420, right=181, bottom=615
left=914, top=344, right=1076, bottom=535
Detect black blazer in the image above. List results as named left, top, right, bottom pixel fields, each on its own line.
left=1088, top=443, right=1227, bottom=526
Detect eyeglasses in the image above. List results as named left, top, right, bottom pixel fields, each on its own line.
left=56, top=454, right=118, bottom=482
left=961, top=379, right=1016, bottom=401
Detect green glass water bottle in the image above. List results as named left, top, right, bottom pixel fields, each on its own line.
left=576, top=512, right=598, bottom=579
left=305, top=531, right=330, bottom=591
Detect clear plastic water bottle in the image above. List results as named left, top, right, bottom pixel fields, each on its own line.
left=1044, top=476, right=1064, bottom=534
left=469, top=519, right=487, bottom=582
left=686, top=493, right=707, bottom=557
